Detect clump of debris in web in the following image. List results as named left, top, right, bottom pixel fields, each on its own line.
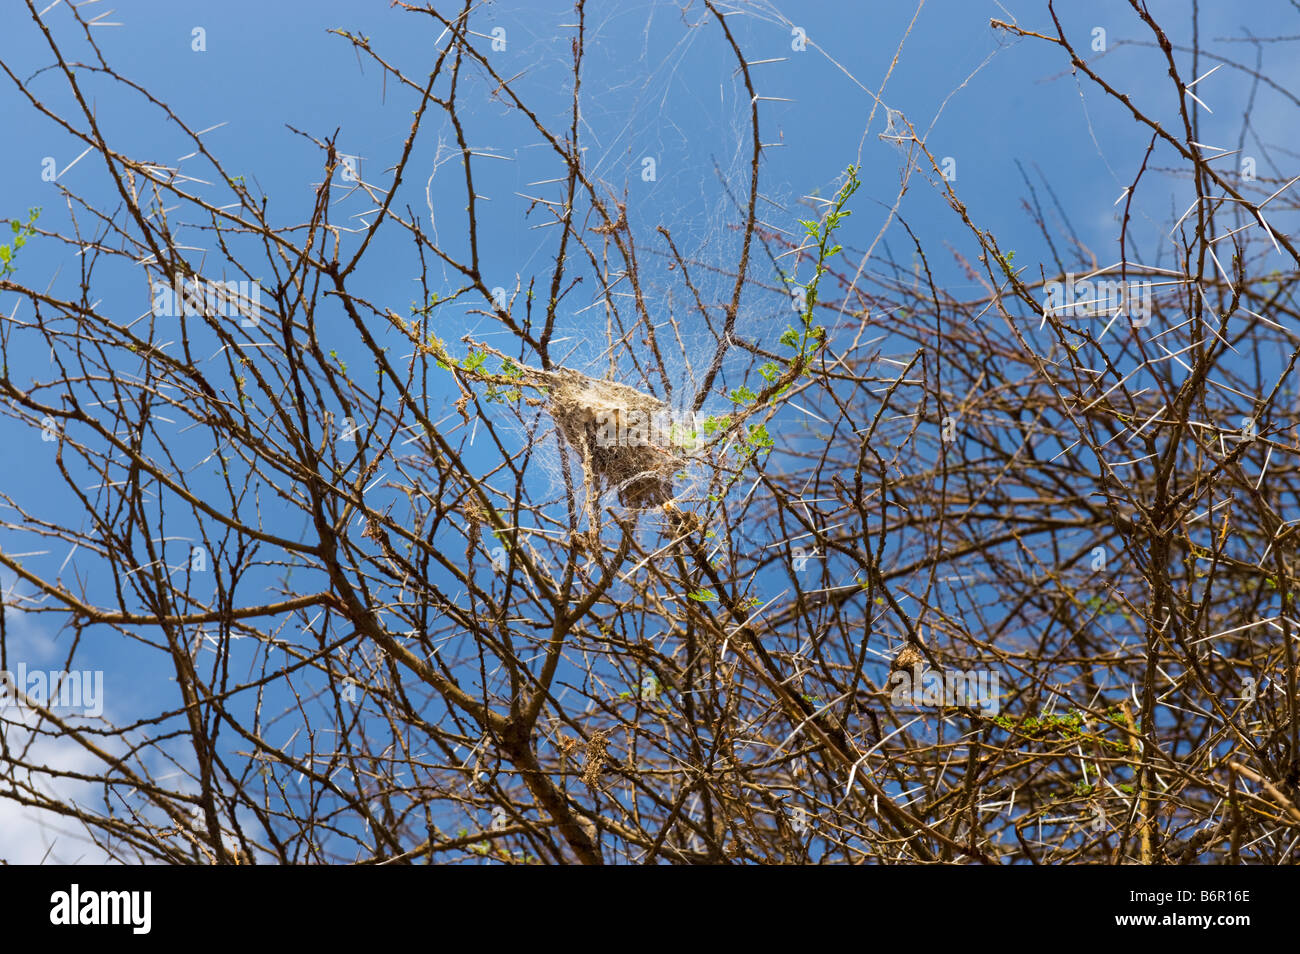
left=452, top=341, right=685, bottom=509
left=544, top=367, right=680, bottom=508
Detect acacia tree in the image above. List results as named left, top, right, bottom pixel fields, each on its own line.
left=2, top=0, right=1300, bottom=864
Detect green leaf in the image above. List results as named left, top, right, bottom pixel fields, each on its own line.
left=702, top=415, right=731, bottom=435
left=686, top=589, right=717, bottom=602
left=746, top=423, right=774, bottom=450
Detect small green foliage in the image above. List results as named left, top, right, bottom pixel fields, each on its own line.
left=790, top=166, right=859, bottom=338
left=993, top=247, right=1021, bottom=281
left=746, top=423, right=774, bottom=452
left=679, top=165, right=858, bottom=471
left=411, top=292, right=441, bottom=318
left=992, top=705, right=1130, bottom=752
left=716, top=159, right=854, bottom=468
left=425, top=333, right=456, bottom=370
left=1081, top=595, right=1122, bottom=614
left=482, top=355, right=523, bottom=403
left=1077, top=593, right=1134, bottom=623
left=0, top=208, right=41, bottom=279
left=702, top=415, right=731, bottom=436
left=686, top=589, right=717, bottom=603
left=669, top=420, right=699, bottom=449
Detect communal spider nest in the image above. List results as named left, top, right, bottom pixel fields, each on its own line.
left=448, top=339, right=685, bottom=532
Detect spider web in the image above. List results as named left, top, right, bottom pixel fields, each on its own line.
left=447, top=1, right=807, bottom=519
